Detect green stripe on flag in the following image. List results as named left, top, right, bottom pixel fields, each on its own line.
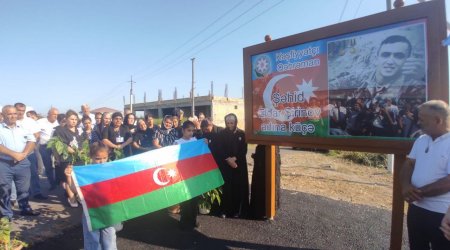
left=87, top=169, right=223, bottom=230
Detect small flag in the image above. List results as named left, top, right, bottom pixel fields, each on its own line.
left=72, top=140, right=224, bottom=231
left=442, top=35, right=450, bottom=46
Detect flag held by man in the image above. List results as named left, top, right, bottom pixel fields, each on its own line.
left=72, top=140, right=224, bottom=231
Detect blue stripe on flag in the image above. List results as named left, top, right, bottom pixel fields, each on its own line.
left=74, top=140, right=210, bottom=186
left=442, top=35, right=450, bottom=46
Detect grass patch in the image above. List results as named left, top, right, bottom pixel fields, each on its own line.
left=327, top=150, right=387, bottom=168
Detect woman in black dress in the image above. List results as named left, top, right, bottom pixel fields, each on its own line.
left=219, top=113, right=249, bottom=218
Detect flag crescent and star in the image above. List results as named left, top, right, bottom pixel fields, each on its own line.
left=72, top=140, right=224, bottom=231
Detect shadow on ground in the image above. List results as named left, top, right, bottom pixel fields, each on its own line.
left=27, top=189, right=408, bottom=250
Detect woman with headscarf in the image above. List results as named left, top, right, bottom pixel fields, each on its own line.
left=152, top=115, right=179, bottom=148
left=132, top=119, right=154, bottom=154
left=152, top=115, right=181, bottom=213
left=219, top=113, right=249, bottom=218
left=124, top=113, right=136, bottom=134
left=172, top=115, right=183, bottom=139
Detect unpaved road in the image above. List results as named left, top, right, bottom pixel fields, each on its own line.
left=256, top=147, right=393, bottom=210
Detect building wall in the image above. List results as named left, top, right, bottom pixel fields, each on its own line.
left=211, top=97, right=245, bottom=129
left=129, top=96, right=245, bottom=130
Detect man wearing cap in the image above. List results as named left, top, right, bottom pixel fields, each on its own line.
left=0, top=105, right=40, bottom=219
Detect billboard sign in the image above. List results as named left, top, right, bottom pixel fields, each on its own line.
left=244, top=1, right=447, bottom=153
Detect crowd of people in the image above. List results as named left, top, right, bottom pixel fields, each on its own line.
left=0, top=103, right=261, bottom=249
left=5, top=99, right=450, bottom=250
left=328, top=35, right=426, bottom=138
left=329, top=97, right=423, bottom=138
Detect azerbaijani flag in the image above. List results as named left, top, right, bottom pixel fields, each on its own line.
left=72, top=140, right=224, bottom=231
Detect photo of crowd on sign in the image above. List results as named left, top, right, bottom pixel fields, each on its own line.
left=327, top=20, right=427, bottom=138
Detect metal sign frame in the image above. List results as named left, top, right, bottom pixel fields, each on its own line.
left=243, top=0, right=448, bottom=154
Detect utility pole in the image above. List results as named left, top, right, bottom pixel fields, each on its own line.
left=191, top=58, right=195, bottom=117
left=128, top=76, right=135, bottom=113
left=211, top=81, right=214, bottom=97
left=224, top=83, right=228, bottom=98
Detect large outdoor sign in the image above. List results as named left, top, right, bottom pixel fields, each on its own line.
left=244, top=1, right=448, bottom=154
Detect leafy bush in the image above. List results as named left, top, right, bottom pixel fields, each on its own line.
left=199, top=188, right=222, bottom=210
left=0, top=217, right=27, bottom=249
left=47, top=137, right=91, bottom=165
left=48, top=137, right=124, bottom=164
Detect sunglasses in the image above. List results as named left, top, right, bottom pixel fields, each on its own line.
left=380, top=52, right=407, bottom=60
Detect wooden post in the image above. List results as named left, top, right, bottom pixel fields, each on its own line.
left=390, top=154, right=406, bottom=250
left=265, top=145, right=276, bottom=219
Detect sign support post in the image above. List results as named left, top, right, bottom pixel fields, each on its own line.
left=265, top=145, right=276, bottom=219
left=390, top=154, right=407, bottom=250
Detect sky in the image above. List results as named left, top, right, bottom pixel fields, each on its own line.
left=0, top=0, right=449, bottom=114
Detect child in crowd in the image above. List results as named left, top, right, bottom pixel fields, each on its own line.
left=174, top=121, right=200, bottom=230
left=65, top=142, right=120, bottom=250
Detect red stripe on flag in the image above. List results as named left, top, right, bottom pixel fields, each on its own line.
left=80, top=154, right=218, bottom=208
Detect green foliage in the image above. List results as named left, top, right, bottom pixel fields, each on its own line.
left=0, top=217, right=28, bottom=249
left=79, top=140, right=91, bottom=165
left=0, top=217, right=9, bottom=248
left=47, top=136, right=70, bottom=162
left=113, top=148, right=124, bottom=160
left=328, top=150, right=387, bottom=168
left=47, top=137, right=91, bottom=165
left=326, top=150, right=340, bottom=157
left=199, top=188, right=222, bottom=210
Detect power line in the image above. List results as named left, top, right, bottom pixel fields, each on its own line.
left=353, top=0, right=364, bottom=18
left=140, top=0, right=285, bottom=82
left=134, top=0, right=264, bottom=81
left=339, top=0, right=349, bottom=22
left=88, top=1, right=283, bottom=106
left=88, top=82, right=128, bottom=107
left=193, top=0, right=285, bottom=57
left=132, top=0, right=245, bottom=78
left=76, top=1, right=263, bottom=107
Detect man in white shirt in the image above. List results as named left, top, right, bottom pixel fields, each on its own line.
left=0, top=105, right=40, bottom=219
left=15, top=103, right=47, bottom=200
left=37, top=108, right=59, bottom=190
left=401, top=100, right=450, bottom=249
left=79, top=104, right=96, bottom=126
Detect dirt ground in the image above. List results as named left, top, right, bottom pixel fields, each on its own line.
left=248, top=146, right=394, bottom=210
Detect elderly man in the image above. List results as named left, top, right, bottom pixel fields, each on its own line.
left=37, top=108, right=59, bottom=190
left=80, top=104, right=96, bottom=126
left=0, top=105, right=40, bottom=219
left=401, top=100, right=450, bottom=249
